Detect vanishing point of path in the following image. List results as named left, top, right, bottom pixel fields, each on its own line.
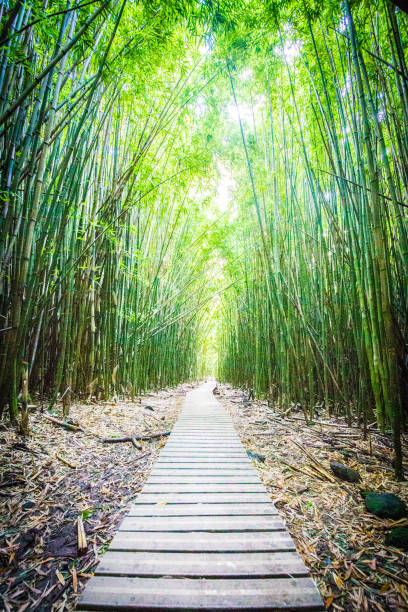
left=78, top=382, right=324, bottom=610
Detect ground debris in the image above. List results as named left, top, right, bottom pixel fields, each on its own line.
left=0, top=383, right=191, bottom=611
left=219, top=383, right=408, bottom=612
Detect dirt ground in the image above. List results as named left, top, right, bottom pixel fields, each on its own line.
left=218, top=383, right=408, bottom=612
left=0, top=383, right=192, bottom=611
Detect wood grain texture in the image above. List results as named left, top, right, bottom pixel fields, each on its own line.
left=78, top=576, right=324, bottom=610
left=142, top=483, right=266, bottom=493
left=127, top=502, right=280, bottom=516
left=96, top=551, right=309, bottom=577
left=133, top=492, right=272, bottom=504
left=117, top=515, right=286, bottom=531
left=108, top=531, right=295, bottom=552
left=148, top=475, right=261, bottom=483
left=150, top=464, right=256, bottom=471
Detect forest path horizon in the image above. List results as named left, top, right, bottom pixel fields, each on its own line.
left=78, top=380, right=324, bottom=611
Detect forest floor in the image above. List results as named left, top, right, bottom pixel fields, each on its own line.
left=218, top=383, right=408, bottom=612
left=1, top=381, right=407, bottom=612
left=0, top=383, right=191, bottom=611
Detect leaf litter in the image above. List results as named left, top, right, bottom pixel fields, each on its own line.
left=0, top=384, right=191, bottom=611
left=218, top=384, right=408, bottom=612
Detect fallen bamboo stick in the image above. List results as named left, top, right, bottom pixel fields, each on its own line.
left=291, top=440, right=337, bottom=483
left=56, top=453, right=78, bottom=469
left=134, top=451, right=152, bottom=461
left=44, top=414, right=83, bottom=432
left=268, top=453, right=324, bottom=480
left=77, top=516, right=87, bottom=555
left=101, top=431, right=170, bottom=444
left=131, top=438, right=142, bottom=449
left=136, top=431, right=171, bottom=440
left=102, top=436, right=136, bottom=444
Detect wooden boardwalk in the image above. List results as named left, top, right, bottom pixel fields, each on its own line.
left=78, top=382, right=324, bottom=610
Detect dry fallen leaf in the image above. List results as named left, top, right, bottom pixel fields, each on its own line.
left=56, top=570, right=65, bottom=586
left=71, top=566, right=77, bottom=593
left=334, top=573, right=344, bottom=589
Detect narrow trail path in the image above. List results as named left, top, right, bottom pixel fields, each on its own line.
left=78, top=382, right=324, bottom=610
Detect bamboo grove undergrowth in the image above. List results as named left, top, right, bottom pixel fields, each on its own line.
left=1, top=0, right=407, bottom=479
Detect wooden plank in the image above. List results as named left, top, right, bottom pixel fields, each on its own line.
left=174, top=421, right=235, bottom=423
left=167, top=438, right=240, bottom=442
left=133, top=492, right=271, bottom=504
left=173, top=428, right=235, bottom=430
left=149, top=469, right=256, bottom=476
left=162, top=451, right=245, bottom=454
left=161, top=448, right=245, bottom=452
left=163, top=442, right=245, bottom=452
left=157, top=459, right=253, bottom=464
left=173, top=426, right=239, bottom=442
left=172, top=429, right=236, bottom=431
left=168, top=440, right=241, bottom=443
left=165, top=438, right=241, bottom=441
left=162, top=445, right=244, bottom=449
left=117, top=515, right=285, bottom=531
left=78, top=576, right=324, bottom=610
left=127, top=503, right=279, bottom=516
left=148, top=475, right=261, bottom=483
left=173, top=423, right=236, bottom=426
left=151, top=463, right=254, bottom=470
left=159, top=451, right=248, bottom=456
left=158, top=456, right=251, bottom=465
left=159, top=450, right=249, bottom=463
left=169, top=432, right=239, bottom=435
left=158, top=454, right=249, bottom=459
left=163, top=444, right=244, bottom=448
left=164, top=440, right=243, bottom=444
left=163, top=448, right=245, bottom=453
left=171, top=427, right=237, bottom=430
left=108, top=530, right=296, bottom=552
left=152, top=463, right=251, bottom=468
left=142, top=483, right=266, bottom=493
left=175, top=424, right=233, bottom=427
left=95, top=551, right=309, bottom=578
left=168, top=436, right=239, bottom=439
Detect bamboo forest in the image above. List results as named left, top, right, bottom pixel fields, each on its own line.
left=1, top=0, right=408, bottom=610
